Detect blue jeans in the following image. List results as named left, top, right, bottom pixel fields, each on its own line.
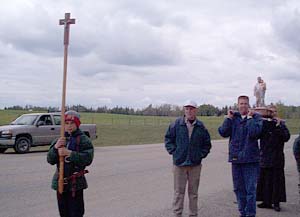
left=232, top=163, right=259, bottom=217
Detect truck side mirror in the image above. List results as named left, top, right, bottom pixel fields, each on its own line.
left=37, top=121, right=45, bottom=126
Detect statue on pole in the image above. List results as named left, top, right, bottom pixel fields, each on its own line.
left=254, top=76, right=267, bottom=107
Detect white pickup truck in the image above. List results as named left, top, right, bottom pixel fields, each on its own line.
left=0, top=113, right=97, bottom=153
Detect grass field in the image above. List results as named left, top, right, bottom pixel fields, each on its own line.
left=0, top=110, right=299, bottom=147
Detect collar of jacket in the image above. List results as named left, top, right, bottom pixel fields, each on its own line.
left=233, top=111, right=260, bottom=119
left=65, top=128, right=83, bottom=138
left=233, top=112, right=242, bottom=118
left=233, top=112, right=249, bottom=122
left=179, top=116, right=203, bottom=127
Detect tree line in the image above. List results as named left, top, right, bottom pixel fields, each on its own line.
left=3, top=102, right=300, bottom=119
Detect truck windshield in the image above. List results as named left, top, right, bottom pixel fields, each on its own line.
left=11, top=115, right=38, bottom=125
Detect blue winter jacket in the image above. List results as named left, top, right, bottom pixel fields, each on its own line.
left=165, top=117, right=212, bottom=166
left=293, top=134, right=300, bottom=172
left=218, top=112, right=262, bottom=164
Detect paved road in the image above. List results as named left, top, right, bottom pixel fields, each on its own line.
left=0, top=136, right=299, bottom=217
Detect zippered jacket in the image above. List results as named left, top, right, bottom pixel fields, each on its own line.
left=165, top=117, right=211, bottom=166
left=218, top=112, right=262, bottom=164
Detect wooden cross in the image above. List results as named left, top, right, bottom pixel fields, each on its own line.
left=58, top=13, right=75, bottom=194
left=59, top=13, right=75, bottom=45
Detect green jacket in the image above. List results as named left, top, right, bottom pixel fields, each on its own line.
left=165, top=116, right=211, bottom=166
left=47, top=129, right=94, bottom=192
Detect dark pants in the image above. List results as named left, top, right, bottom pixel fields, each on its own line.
left=232, top=163, right=259, bottom=217
left=256, top=167, right=286, bottom=205
left=57, top=190, right=84, bottom=217
left=296, top=157, right=300, bottom=173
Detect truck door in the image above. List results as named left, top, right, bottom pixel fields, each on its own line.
left=52, top=115, right=62, bottom=141
left=33, top=115, right=57, bottom=145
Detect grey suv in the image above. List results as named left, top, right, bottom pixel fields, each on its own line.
left=0, top=113, right=97, bottom=153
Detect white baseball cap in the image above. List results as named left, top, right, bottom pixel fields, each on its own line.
left=183, top=100, right=197, bottom=108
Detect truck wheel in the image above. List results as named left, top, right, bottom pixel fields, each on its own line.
left=0, top=148, right=7, bottom=153
left=14, top=137, right=31, bottom=154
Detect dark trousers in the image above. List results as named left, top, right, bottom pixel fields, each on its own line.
left=232, top=163, right=259, bottom=217
left=57, top=190, right=84, bottom=217
left=256, top=167, right=286, bottom=205
left=296, top=157, right=300, bottom=173
left=297, top=158, right=300, bottom=194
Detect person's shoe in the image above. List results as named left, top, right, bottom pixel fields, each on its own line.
left=257, top=202, right=272, bottom=208
left=274, top=205, right=281, bottom=212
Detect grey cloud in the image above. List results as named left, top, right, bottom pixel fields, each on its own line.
left=96, top=18, right=181, bottom=66
left=0, top=21, right=93, bottom=58
left=272, top=7, right=300, bottom=55
left=70, top=53, right=146, bottom=78
left=271, top=70, right=300, bottom=81
left=0, top=3, right=60, bottom=56
left=0, top=36, right=60, bottom=57
left=0, top=2, right=94, bottom=57
left=116, top=0, right=189, bottom=29
left=0, top=1, right=182, bottom=65
left=117, top=1, right=167, bottom=27
left=168, top=14, right=189, bottom=29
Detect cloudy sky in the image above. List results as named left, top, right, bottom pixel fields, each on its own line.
left=0, top=0, right=300, bottom=109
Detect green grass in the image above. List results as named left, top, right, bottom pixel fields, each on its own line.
left=80, top=113, right=226, bottom=145
left=81, top=113, right=177, bottom=146
left=0, top=110, right=299, bottom=147
left=285, top=119, right=300, bottom=136
left=0, top=110, right=46, bottom=125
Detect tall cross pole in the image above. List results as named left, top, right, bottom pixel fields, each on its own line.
left=58, top=13, right=75, bottom=194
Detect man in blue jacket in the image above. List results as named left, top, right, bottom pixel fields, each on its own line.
left=165, top=100, right=211, bottom=217
left=218, top=95, right=262, bottom=217
left=293, top=133, right=300, bottom=196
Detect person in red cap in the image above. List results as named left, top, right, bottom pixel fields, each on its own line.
left=47, top=110, right=94, bottom=217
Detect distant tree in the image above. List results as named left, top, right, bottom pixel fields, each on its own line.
left=142, top=104, right=154, bottom=116
left=9, top=105, right=24, bottom=110
left=198, top=104, right=219, bottom=116
left=5, top=102, right=300, bottom=118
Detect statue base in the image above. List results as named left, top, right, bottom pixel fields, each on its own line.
left=253, top=107, right=273, bottom=118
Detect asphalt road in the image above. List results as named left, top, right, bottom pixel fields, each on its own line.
left=0, top=136, right=299, bottom=217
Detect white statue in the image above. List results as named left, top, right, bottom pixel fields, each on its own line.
left=254, top=76, right=266, bottom=107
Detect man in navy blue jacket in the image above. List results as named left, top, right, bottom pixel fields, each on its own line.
left=165, top=100, right=211, bottom=217
left=218, top=95, right=262, bottom=217
left=293, top=133, right=300, bottom=196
